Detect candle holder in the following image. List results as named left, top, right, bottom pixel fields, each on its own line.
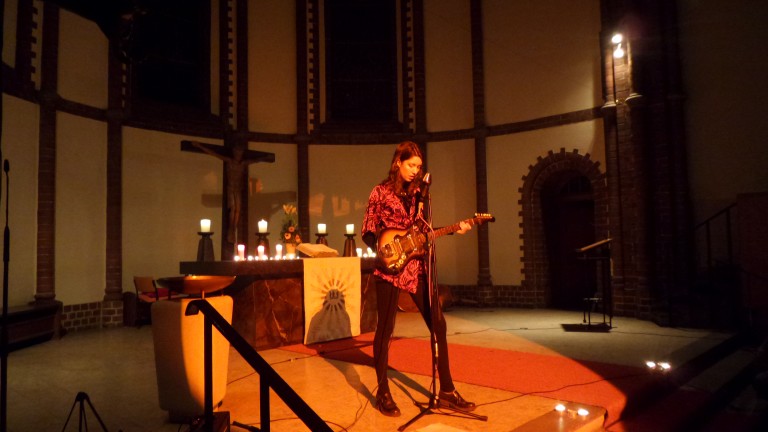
left=343, top=234, right=357, bottom=257
left=197, top=232, right=215, bottom=262
left=315, top=233, right=328, bottom=245
left=255, top=232, right=270, bottom=253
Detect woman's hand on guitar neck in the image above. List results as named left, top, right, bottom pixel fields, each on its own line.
left=456, top=221, right=472, bottom=234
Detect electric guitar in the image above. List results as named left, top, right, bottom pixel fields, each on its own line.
left=375, top=213, right=495, bottom=275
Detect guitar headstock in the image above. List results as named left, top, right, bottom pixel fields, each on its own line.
left=473, top=213, right=496, bottom=223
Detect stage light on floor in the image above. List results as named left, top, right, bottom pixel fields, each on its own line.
left=645, top=360, right=672, bottom=373
left=554, top=403, right=566, bottom=412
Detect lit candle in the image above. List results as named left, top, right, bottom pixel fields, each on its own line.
left=346, top=224, right=355, bottom=235
left=257, top=245, right=265, bottom=259
left=200, top=219, right=211, bottom=233
left=276, top=244, right=283, bottom=259
left=356, top=248, right=363, bottom=257
left=258, top=219, right=268, bottom=233
left=237, top=244, right=245, bottom=260
left=367, top=247, right=375, bottom=257
left=317, top=223, right=327, bottom=234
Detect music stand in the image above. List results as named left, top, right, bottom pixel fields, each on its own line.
left=567, top=238, right=613, bottom=332
left=398, top=191, right=487, bottom=431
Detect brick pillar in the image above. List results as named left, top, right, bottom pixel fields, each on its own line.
left=470, top=0, right=493, bottom=304
left=35, top=3, right=59, bottom=305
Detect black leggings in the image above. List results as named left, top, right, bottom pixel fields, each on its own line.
left=373, top=277, right=454, bottom=395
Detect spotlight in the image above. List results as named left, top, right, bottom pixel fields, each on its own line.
left=645, top=360, right=673, bottom=372
left=611, top=33, right=625, bottom=59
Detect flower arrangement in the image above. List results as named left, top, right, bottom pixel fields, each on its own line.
left=280, top=204, right=302, bottom=246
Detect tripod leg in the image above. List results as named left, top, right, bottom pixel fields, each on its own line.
left=79, top=399, right=86, bottom=431
left=83, top=395, right=109, bottom=431
left=397, top=405, right=432, bottom=432
left=60, top=398, right=80, bottom=432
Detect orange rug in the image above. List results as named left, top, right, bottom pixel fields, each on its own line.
left=279, top=332, right=668, bottom=424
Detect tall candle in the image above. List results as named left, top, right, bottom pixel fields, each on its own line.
left=276, top=244, right=283, bottom=259
left=317, top=223, right=327, bottom=234
left=200, top=219, right=211, bottom=233
left=258, top=219, right=268, bottom=233
left=356, top=248, right=363, bottom=257
left=346, top=224, right=355, bottom=235
left=257, top=245, right=265, bottom=259
left=237, top=244, right=245, bottom=260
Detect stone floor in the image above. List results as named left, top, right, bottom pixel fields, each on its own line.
left=4, top=308, right=754, bottom=431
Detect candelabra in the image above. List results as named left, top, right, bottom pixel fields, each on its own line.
left=197, top=232, right=215, bottom=262
left=343, top=233, right=356, bottom=257
left=255, top=232, right=270, bottom=254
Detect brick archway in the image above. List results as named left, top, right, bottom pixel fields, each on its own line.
left=519, top=149, right=608, bottom=307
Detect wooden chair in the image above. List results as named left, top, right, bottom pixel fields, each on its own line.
left=133, top=276, right=185, bottom=327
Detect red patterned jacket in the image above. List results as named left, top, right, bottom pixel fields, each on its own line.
left=362, top=183, right=422, bottom=293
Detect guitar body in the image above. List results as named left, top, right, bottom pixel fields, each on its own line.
left=375, top=213, right=495, bottom=275
left=376, top=224, right=431, bottom=275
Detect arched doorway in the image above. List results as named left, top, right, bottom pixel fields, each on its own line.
left=519, top=148, right=608, bottom=309
left=541, top=173, right=596, bottom=310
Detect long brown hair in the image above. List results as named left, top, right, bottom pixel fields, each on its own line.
left=382, top=141, right=424, bottom=197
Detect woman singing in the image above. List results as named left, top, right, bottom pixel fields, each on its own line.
left=362, top=141, right=475, bottom=417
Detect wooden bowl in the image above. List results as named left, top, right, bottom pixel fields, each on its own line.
left=156, top=275, right=236, bottom=296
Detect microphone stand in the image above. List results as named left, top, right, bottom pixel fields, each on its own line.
left=398, top=189, right=487, bottom=431
left=1, top=159, right=9, bottom=432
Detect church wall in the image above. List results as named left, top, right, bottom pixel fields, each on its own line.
left=121, top=127, right=225, bottom=292
left=483, top=0, right=603, bottom=124
left=424, top=0, right=474, bottom=132
left=57, top=8, right=108, bottom=109
left=248, top=0, right=297, bottom=134
left=2, top=0, right=19, bottom=67
left=678, top=0, right=768, bottom=224
left=54, top=112, right=107, bottom=305
left=248, top=141, right=299, bottom=254
left=426, top=139, right=478, bottom=285
left=487, top=120, right=605, bottom=286
left=1, top=95, right=39, bottom=307
left=306, top=144, right=390, bottom=254
left=5, top=0, right=766, bottom=316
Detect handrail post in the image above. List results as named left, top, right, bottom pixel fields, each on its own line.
left=725, top=208, right=733, bottom=265
left=204, top=313, right=214, bottom=432
left=184, top=299, right=332, bottom=432
left=705, top=222, right=712, bottom=269
left=261, top=380, right=270, bottom=432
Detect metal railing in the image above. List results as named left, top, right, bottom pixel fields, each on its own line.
left=184, top=299, right=332, bottom=432
left=694, top=202, right=737, bottom=269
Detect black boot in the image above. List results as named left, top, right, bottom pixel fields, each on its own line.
left=438, top=389, right=476, bottom=411
left=376, top=391, right=401, bottom=417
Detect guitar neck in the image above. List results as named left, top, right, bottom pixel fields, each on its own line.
left=431, top=218, right=478, bottom=239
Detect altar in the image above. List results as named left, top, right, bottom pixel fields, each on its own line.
left=179, top=258, right=378, bottom=350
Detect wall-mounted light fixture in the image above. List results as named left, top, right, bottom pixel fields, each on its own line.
left=612, top=33, right=625, bottom=59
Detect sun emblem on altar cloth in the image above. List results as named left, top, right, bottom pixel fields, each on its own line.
left=303, top=261, right=360, bottom=344
left=321, top=279, right=347, bottom=312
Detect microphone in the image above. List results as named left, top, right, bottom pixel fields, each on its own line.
left=420, top=172, right=431, bottom=201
